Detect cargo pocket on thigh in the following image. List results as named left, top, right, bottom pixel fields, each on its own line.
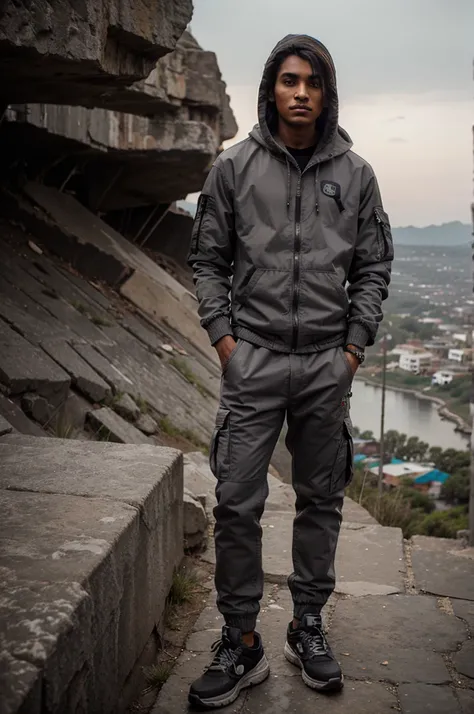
left=330, top=417, right=354, bottom=493
left=209, top=408, right=231, bottom=480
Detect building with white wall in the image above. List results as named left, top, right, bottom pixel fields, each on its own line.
left=399, top=351, right=432, bottom=374
left=432, top=370, right=454, bottom=386
left=448, top=348, right=465, bottom=363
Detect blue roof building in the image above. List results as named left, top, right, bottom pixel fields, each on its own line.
left=414, top=470, right=450, bottom=485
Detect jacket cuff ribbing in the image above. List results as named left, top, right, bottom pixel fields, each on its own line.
left=205, top=315, right=234, bottom=346
left=346, top=323, right=371, bottom=349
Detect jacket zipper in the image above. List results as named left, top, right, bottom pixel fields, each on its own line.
left=291, top=174, right=302, bottom=351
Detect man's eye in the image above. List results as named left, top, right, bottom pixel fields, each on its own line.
left=284, top=79, right=294, bottom=86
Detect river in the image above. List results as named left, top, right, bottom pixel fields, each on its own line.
left=351, top=380, right=469, bottom=452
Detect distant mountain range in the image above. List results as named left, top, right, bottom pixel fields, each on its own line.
left=392, top=221, right=471, bottom=247
left=177, top=201, right=470, bottom=248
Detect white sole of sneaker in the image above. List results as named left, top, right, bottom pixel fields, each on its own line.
left=188, top=655, right=270, bottom=710
left=283, top=642, right=344, bottom=692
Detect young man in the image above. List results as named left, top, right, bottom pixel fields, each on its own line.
left=187, top=34, right=393, bottom=709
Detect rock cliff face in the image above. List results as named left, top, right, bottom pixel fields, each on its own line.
left=0, top=4, right=237, bottom=711
left=3, top=31, right=237, bottom=210
left=0, top=0, right=193, bottom=110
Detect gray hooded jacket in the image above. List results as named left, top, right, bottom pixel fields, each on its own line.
left=188, top=35, right=393, bottom=353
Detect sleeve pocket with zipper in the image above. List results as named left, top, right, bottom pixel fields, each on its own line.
left=189, top=194, right=215, bottom=255
left=374, top=206, right=394, bottom=262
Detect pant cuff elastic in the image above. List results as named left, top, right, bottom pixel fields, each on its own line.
left=293, top=603, right=323, bottom=620
left=224, top=614, right=258, bottom=633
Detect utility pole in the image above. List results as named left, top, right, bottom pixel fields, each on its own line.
left=378, top=333, right=387, bottom=498
left=469, top=120, right=474, bottom=546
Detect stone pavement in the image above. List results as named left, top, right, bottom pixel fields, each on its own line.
left=153, top=466, right=474, bottom=714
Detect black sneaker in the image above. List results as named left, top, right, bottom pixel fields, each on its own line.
left=284, top=614, right=343, bottom=691
left=188, top=626, right=270, bottom=710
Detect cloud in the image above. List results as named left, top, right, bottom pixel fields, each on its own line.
left=191, top=1, right=472, bottom=226
left=191, top=0, right=473, bottom=100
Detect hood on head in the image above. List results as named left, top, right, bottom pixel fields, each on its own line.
left=251, top=34, right=351, bottom=160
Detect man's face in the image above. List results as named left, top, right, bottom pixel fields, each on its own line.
left=273, top=54, right=324, bottom=128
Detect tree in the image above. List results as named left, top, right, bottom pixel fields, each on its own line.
left=437, top=449, right=470, bottom=474
left=399, top=436, right=429, bottom=462
left=441, top=469, right=470, bottom=505
left=429, top=446, right=443, bottom=465
left=384, top=430, right=407, bottom=457
left=360, top=430, right=374, bottom=440
left=399, top=317, right=420, bottom=335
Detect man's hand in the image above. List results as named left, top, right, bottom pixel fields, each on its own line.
left=215, top=335, right=237, bottom=371
left=344, top=345, right=362, bottom=376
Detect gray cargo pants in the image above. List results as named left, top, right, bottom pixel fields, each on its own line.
left=209, top=340, right=354, bottom=633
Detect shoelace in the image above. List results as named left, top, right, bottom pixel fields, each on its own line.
left=301, top=627, right=329, bottom=657
left=206, top=638, right=241, bottom=672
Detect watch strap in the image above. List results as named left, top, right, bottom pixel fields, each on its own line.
left=344, top=346, right=365, bottom=364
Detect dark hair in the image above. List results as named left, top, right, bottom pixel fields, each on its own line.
left=265, top=45, right=328, bottom=135
left=268, top=45, right=324, bottom=91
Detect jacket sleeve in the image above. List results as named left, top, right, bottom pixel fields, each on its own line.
left=187, top=162, right=235, bottom=346
left=346, top=167, right=393, bottom=348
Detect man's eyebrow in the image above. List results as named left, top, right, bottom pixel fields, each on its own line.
left=280, top=71, right=321, bottom=80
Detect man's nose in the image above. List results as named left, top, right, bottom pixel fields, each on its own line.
left=294, top=83, right=309, bottom=101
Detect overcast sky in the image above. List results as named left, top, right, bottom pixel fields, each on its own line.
left=190, top=0, right=473, bottom=227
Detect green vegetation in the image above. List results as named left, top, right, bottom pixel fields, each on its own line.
left=49, top=416, right=78, bottom=440
left=441, top=470, right=470, bottom=505
left=94, top=425, right=112, bottom=442
left=71, top=299, right=88, bottom=315
left=91, top=314, right=113, bottom=328
left=70, top=299, right=113, bottom=327
left=353, top=426, right=469, bottom=470
left=165, top=567, right=202, bottom=630
left=167, top=569, right=200, bottom=608
left=139, top=568, right=203, bottom=700
left=398, top=316, right=437, bottom=341
left=159, top=416, right=208, bottom=453
left=142, top=663, right=173, bottom=690
left=416, top=507, right=468, bottom=538
left=348, top=429, right=470, bottom=539
left=431, top=375, right=471, bottom=422
left=169, top=357, right=212, bottom=399
left=108, top=390, right=124, bottom=406
left=347, top=467, right=468, bottom=539
left=361, top=370, right=430, bottom=390
left=135, top=394, right=149, bottom=414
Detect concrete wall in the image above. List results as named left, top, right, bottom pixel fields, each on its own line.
left=0, top=438, right=183, bottom=714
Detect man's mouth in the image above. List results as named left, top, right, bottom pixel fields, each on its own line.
left=290, top=105, right=312, bottom=112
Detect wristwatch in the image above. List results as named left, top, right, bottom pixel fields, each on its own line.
left=344, top=346, right=365, bottom=364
